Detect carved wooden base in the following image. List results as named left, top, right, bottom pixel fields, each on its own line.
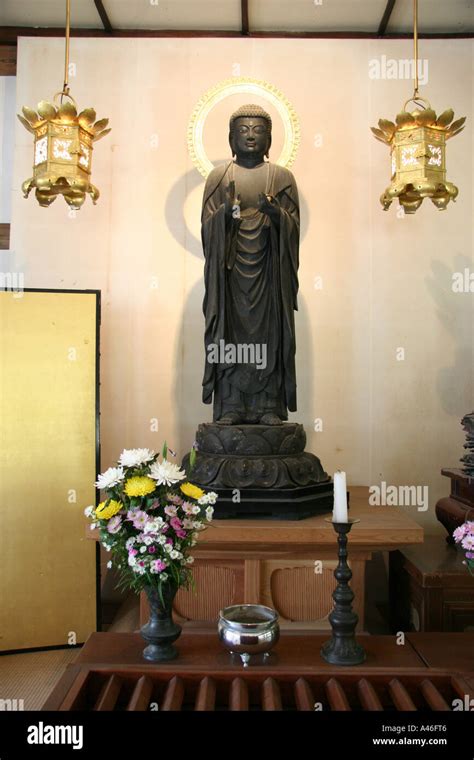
left=183, top=422, right=333, bottom=519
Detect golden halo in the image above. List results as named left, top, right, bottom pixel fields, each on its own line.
left=187, top=76, right=300, bottom=178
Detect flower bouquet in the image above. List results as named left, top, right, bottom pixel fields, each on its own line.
left=84, top=444, right=216, bottom=661
left=453, top=521, right=474, bottom=576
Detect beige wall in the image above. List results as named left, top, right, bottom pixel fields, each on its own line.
left=7, top=36, right=474, bottom=532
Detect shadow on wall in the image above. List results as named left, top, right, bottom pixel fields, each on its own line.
left=426, top=254, right=474, bottom=416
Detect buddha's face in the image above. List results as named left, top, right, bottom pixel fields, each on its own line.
left=231, top=116, right=270, bottom=160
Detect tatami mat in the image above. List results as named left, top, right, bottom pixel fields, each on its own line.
left=0, top=647, right=80, bottom=710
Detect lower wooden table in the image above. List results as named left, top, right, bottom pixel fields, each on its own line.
left=389, top=536, right=474, bottom=632
left=42, top=630, right=474, bottom=711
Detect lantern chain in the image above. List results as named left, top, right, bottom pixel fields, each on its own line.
left=413, top=0, right=419, bottom=101
left=62, top=0, right=71, bottom=101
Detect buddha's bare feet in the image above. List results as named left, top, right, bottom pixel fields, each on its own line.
left=260, top=413, right=282, bottom=426
left=216, top=412, right=242, bottom=426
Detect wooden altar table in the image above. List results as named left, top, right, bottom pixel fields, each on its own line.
left=90, top=486, right=423, bottom=630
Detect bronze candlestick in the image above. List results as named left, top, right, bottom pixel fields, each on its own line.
left=320, top=519, right=366, bottom=666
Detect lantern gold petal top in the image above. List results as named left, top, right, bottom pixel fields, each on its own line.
left=91, top=118, right=109, bottom=134
left=78, top=108, right=97, bottom=129
left=37, top=100, right=57, bottom=120
left=92, top=127, right=111, bottom=143
left=395, top=111, right=415, bottom=128
left=57, top=100, right=77, bottom=122
left=414, top=108, right=437, bottom=126
left=436, top=109, right=454, bottom=127
left=17, top=114, right=36, bottom=134
left=371, top=127, right=390, bottom=145
left=446, top=116, right=466, bottom=139
left=22, top=106, right=42, bottom=128
left=378, top=119, right=397, bottom=138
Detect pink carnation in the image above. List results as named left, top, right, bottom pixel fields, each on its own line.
left=453, top=524, right=469, bottom=542
left=167, top=493, right=183, bottom=506
left=107, top=515, right=122, bottom=534
left=132, top=510, right=148, bottom=530
left=461, top=534, right=474, bottom=551
left=151, top=559, right=167, bottom=573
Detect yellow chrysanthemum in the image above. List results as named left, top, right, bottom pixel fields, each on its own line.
left=180, top=482, right=205, bottom=500
left=124, top=476, right=156, bottom=498
left=95, top=499, right=122, bottom=520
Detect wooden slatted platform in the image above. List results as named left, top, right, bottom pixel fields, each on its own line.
left=42, top=631, right=474, bottom=711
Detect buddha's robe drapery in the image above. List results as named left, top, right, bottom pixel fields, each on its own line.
left=201, top=160, right=300, bottom=422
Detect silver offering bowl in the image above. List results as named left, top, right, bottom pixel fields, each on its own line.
left=218, top=604, right=280, bottom=667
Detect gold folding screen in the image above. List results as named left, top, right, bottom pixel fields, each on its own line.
left=0, top=289, right=99, bottom=651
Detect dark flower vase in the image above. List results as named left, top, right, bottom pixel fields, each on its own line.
left=140, top=583, right=182, bottom=662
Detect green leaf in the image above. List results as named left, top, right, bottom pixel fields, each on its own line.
left=189, top=446, right=197, bottom=471
left=162, top=440, right=168, bottom=460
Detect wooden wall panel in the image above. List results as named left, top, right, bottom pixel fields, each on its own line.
left=0, top=224, right=10, bottom=250
left=0, top=45, right=16, bottom=75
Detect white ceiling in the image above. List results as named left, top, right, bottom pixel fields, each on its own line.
left=0, top=0, right=472, bottom=34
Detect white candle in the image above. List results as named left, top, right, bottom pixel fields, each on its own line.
left=333, top=471, right=348, bottom=523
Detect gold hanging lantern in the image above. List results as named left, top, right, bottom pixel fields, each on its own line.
left=18, top=0, right=110, bottom=209
left=371, top=0, right=465, bottom=214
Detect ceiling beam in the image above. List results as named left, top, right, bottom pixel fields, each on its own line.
left=0, top=44, right=16, bottom=74
left=93, top=0, right=113, bottom=34
left=0, top=27, right=473, bottom=46
left=241, top=0, right=249, bottom=36
left=378, top=0, right=397, bottom=36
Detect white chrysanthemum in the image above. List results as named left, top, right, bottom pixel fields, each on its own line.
left=157, top=535, right=167, bottom=545
left=95, top=466, right=124, bottom=490
left=118, top=448, right=155, bottom=468
left=186, top=556, right=195, bottom=564
left=198, top=491, right=218, bottom=506
left=84, top=505, right=95, bottom=517
left=144, top=517, right=164, bottom=533
left=148, top=460, right=186, bottom=486
left=170, top=550, right=182, bottom=560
